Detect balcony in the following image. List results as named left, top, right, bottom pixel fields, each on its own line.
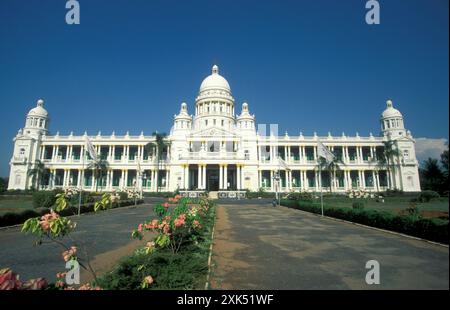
left=12, top=156, right=27, bottom=164
left=180, top=152, right=245, bottom=160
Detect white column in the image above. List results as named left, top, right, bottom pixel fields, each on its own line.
left=219, top=165, right=223, bottom=190
left=288, top=171, right=292, bottom=191
left=287, top=147, right=291, bottom=163
left=315, top=170, right=319, bottom=191
left=361, top=170, right=366, bottom=188
left=313, top=146, right=317, bottom=161
left=202, top=165, right=207, bottom=190
left=77, top=169, right=81, bottom=187
left=197, top=165, right=202, bottom=189
left=237, top=165, right=241, bottom=190
left=270, top=170, right=274, bottom=191
left=224, top=165, right=228, bottom=190
left=258, top=170, right=262, bottom=188
left=301, top=146, right=305, bottom=163
left=165, top=170, right=170, bottom=191
left=375, top=171, right=380, bottom=191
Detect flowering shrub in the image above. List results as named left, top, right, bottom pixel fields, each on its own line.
left=132, top=196, right=211, bottom=254
left=0, top=268, right=48, bottom=290
left=22, top=209, right=75, bottom=238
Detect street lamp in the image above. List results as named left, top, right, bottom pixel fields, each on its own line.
left=273, top=170, right=281, bottom=206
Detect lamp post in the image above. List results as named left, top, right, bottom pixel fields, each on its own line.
left=273, top=170, right=281, bottom=206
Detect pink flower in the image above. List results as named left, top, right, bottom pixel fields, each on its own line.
left=193, top=220, right=201, bottom=229
left=22, top=278, right=48, bottom=290
left=0, top=268, right=22, bottom=290
left=174, top=214, right=186, bottom=228
left=162, top=224, right=171, bottom=234
left=62, top=246, right=77, bottom=262
left=138, top=223, right=144, bottom=232
left=144, top=275, right=154, bottom=285
left=162, top=202, right=170, bottom=208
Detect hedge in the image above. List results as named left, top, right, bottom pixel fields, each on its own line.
left=0, top=199, right=144, bottom=228
left=281, top=199, right=449, bottom=244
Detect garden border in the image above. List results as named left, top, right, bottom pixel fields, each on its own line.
left=204, top=205, right=217, bottom=290
left=280, top=204, right=449, bottom=248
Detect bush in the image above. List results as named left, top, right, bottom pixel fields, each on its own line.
left=32, top=190, right=62, bottom=209
left=286, top=192, right=313, bottom=202
left=352, top=202, right=365, bottom=210
left=418, top=190, right=440, bottom=203
left=142, top=192, right=175, bottom=198
left=280, top=199, right=448, bottom=244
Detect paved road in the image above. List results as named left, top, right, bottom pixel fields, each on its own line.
left=210, top=202, right=449, bottom=289
left=0, top=200, right=161, bottom=283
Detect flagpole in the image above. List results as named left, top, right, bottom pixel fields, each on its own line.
left=319, top=160, right=324, bottom=217
left=78, top=147, right=85, bottom=216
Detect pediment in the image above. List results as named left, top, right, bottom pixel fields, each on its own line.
left=189, top=126, right=238, bottom=138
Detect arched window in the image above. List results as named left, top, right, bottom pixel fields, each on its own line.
left=19, top=148, right=25, bottom=156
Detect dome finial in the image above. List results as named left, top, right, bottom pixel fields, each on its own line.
left=386, top=99, right=393, bottom=108
left=37, top=98, right=44, bottom=107
left=212, top=65, right=219, bottom=74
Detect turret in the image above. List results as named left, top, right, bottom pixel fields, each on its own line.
left=380, top=100, right=406, bottom=138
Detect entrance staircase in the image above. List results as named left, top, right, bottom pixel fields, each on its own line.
left=208, top=191, right=219, bottom=200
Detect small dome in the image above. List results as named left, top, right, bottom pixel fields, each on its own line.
left=28, top=99, right=48, bottom=117
left=382, top=100, right=402, bottom=118
left=199, top=65, right=231, bottom=93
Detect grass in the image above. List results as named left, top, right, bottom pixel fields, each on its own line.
left=0, top=195, right=33, bottom=215
left=320, top=196, right=449, bottom=218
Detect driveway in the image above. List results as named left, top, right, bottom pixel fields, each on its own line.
left=210, top=202, right=449, bottom=289
left=0, top=200, right=161, bottom=284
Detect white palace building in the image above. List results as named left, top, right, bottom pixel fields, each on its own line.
left=8, top=65, right=421, bottom=195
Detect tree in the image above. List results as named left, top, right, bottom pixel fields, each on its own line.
left=87, top=158, right=109, bottom=192
left=441, top=149, right=449, bottom=191
left=377, top=141, right=401, bottom=189
left=0, top=177, right=7, bottom=194
left=145, top=132, right=170, bottom=192
left=27, top=160, right=49, bottom=190
left=420, top=158, right=445, bottom=193
left=318, top=157, right=344, bottom=193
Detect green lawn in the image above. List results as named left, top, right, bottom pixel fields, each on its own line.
left=0, top=196, right=34, bottom=215
left=321, top=196, right=449, bottom=217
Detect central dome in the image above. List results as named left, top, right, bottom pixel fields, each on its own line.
left=199, top=65, right=231, bottom=93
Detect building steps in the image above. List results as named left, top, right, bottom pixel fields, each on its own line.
left=208, top=191, right=219, bottom=199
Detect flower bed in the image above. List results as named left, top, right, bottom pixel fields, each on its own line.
left=96, top=196, right=215, bottom=289
left=281, top=199, right=449, bottom=244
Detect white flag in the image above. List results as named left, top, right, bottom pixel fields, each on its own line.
left=84, top=136, right=98, bottom=161
left=317, top=141, right=335, bottom=163
left=278, top=157, right=290, bottom=171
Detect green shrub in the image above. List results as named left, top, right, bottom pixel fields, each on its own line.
left=286, top=192, right=313, bottom=201
left=32, top=190, right=62, bottom=209
left=280, top=199, right=449, bottom=244
left=418, top=190, right=440, bottom=202
left=352, top=201, right=365, bottom=210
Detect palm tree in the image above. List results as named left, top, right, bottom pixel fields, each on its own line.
left=27, top=160, right=49, bottom=190
left=318, top=157, right=344, bottom=193
left=145, top=132, right=170, bottom=192
left=377, top=140, right=401, bottom=190
left=87, top=158, right=109, bottom=192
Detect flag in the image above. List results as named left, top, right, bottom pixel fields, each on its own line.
left=278, top=157, right=290, bottom=171
left=84, top=136, right=98, bottom=161
left=317, top=141, right=335, bottom=164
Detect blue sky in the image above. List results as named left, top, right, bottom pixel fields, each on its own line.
left=0, top=0, right=448, bottom=177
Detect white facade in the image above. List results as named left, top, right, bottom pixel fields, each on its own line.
left=8, top=66, right=421, bottom=193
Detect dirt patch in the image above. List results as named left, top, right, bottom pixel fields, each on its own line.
left=209, top=205, right=251, bottom=290
left=80, top=234, right=154, bottom=284
left=397, top=209, right=449, bottom=220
